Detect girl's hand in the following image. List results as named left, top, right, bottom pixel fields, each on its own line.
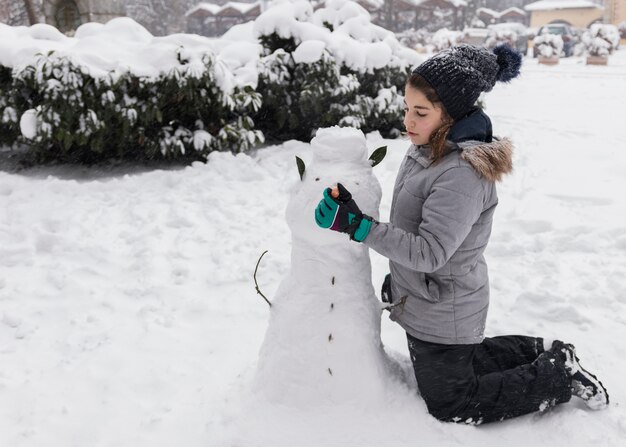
left=314, top=183, right=373, bottom=242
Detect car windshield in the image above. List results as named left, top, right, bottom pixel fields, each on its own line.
left=544, top=26, right=567, bottom=35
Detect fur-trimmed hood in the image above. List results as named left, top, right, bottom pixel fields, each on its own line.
left=447, top=107, right=513, bottom=182
left=457, top=137, right=514, bottom=182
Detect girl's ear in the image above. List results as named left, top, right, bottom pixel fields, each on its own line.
left=369, top=146, right=387, bottom=168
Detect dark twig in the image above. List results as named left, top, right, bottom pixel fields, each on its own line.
left=254, top=250, right=272, bottom=307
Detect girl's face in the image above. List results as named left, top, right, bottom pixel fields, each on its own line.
left=403, top=84, right=444, bottom=146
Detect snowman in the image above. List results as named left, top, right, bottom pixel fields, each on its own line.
left=254, top=126, right=405, bottom=407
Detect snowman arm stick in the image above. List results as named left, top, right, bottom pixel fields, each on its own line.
left=253, top=250, right=272, bottom=307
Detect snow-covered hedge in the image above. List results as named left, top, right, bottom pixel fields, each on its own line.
left=0, top=20, right=263, bottom=163
left=0, top=64, right=21, bottom=148
left=582, top=24, right=620, bottom=57
left=533, top=32, right=563, bottom=58
left=0, top=0, right=422, bottom=163
left=251, top=0, right=422, bottom=140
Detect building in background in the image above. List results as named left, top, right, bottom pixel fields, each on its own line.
left=604, top=0, right=626, bottom=25
left=477, top=6, right=528, bottom=25
left=186, top=0, right=472, bottom=35
left=499, top=7, right=528, bottom=24
left=41, top=0, right=125, bottom=33
left=524, top=0, right=604, bottom=28
left=186, top=1, right=263, bottom=36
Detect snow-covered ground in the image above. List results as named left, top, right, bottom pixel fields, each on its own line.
left=1, top=50, right=626, bottom=446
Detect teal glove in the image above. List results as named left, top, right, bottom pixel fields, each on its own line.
left=314, top=183, right=373, bottom=242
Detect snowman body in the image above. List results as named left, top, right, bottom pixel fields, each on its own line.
left=254, top=127, right=396, bottom=406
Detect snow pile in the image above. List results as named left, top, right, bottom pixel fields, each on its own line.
left=292, top=39, right=327, bottom=64
left=0, top=18, right=257, bottom=92
left=582, top=24, right=621, bottom=57
left=252, top=0, right=422, bottom=72
left=186, top=1, right=262, bottom=17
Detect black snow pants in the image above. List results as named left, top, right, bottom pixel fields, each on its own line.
left=406, top=333, right=572, bottom=425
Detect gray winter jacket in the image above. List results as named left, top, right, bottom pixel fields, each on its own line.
left=363, top=137, right=514, bottom=344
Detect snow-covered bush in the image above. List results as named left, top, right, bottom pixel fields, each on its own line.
left=256, top=44, right=364, bottom=141
left=396, top=28, right=432, bottom=51
left=0, top=20, right=264, bottom=163
left=0, top=65, right=21, bottom=148
left=431, top=28, right=465, bottom=52
left=6, top=51, right=262, bottom=163
left=484, top=23, right=527, bottom=51
left=251, top=0, right=421, bottom=141
left=533, top=32, right=563, bottom=57
left=582, top=24, right=620, bottom=57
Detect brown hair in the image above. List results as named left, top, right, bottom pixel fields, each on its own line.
left=406, top=73, right=454, bottom=164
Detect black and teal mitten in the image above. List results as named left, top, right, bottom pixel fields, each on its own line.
left=314, top=183, right=373, bottom=242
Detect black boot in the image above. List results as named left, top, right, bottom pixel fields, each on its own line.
left=550, top=340, right=609, bottom=410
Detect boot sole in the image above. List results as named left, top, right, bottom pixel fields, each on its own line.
left=574, top=358, right=610, bottom=410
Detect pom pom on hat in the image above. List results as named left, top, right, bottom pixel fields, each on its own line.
left=493, top=43, right=522, bottom=82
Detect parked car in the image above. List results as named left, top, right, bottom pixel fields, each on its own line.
left=533, top=24, right=576, bottom=57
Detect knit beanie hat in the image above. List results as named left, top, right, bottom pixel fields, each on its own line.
left=412, top=44, right=522, bottom=121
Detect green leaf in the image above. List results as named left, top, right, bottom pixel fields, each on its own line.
left=295, top=156, right=305, bottom=181
left=369, top=145, right=387, bottom=168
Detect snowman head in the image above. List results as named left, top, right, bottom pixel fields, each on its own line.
left=286, top=127, right=382, bottom=246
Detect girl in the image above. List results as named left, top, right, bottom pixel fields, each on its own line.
left=314, top=44, right=609, bottom=425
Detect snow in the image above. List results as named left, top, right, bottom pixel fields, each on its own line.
left=312, top=0, right=371, bottom=28
left=534, top=32, right=564, bottom=57
left=431, top=28, right=465, bottom=51
left=501, top=7, right=527, bottom=16
left=524, top=0, right=604, bottom=11
left=0, top=0, right=421, bottom=105
left=19, top=109, right=38, bottom=139
left=477, top=7, right=500, bottom=17
left=2, top=32, right=626, bottom=447
left=185, top=3, right=224, bottom=17
left=292, top=39, right=327, bottom=64
left=186, top=1, right=262, bottom=17
left=0, top=18, right=253, bottom=92
left=251, top=0, right=421, bottom=72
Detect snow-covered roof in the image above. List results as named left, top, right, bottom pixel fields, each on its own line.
left=477, top=7, right=499, bottom=17
left=354, top=0, right=385, bottom=9
left=500, top=7, right=527, bottom=16
left=186, top=2, right=222, bottom=16
left=186, top=1, right=262, bottom=17
left=218, top=2, right=262, bottom=16
left=417, top=0, right=467, bottom=6
left=389, top=0, right=467, bottom=7
left=477, top=6, right=527, bottom=19
left=524, top=1, right=604, bottom=12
